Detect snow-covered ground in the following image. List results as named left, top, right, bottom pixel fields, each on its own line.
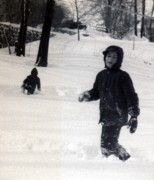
left=0, top=30, right=154, bottom=180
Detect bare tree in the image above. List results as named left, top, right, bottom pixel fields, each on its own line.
left=134, top=0, right=138, bottom=36
left=140, top=0, right=145, bottom=37
left=16, top=0, right=30, bottom=56
left=149, top=0, right=154, bottom=39
left=90, top=0, right=135, bottom=39
left=66, top=0, right=91, bottom=41
left=35, top=0, right=55, bottom=67
left=74, top=0, right=80, bottom=41
left=105, top=0, right=114, bottom=33
left=67, top=0, right=84, bottom=41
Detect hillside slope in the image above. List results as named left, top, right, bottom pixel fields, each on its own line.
left=0, top=31, right=154, bottom=180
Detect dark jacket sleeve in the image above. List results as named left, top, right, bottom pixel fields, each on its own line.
left=87, top=72, right=101, bottom=101
left=122, top=72, right=140, bottom=117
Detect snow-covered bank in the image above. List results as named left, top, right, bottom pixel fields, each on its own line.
left=0, top=32, right=154, bottom=180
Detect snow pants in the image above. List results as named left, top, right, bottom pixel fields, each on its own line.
left=101, top=125, right=122, bottom=150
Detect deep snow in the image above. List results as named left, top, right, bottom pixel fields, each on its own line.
left=0, top=30, right=154, bottom=180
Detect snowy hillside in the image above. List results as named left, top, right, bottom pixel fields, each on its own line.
left=0, top=30, right=154, bottom=180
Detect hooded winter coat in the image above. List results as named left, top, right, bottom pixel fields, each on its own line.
left=23, top=68, right=41, bottom=93
left=88, top=46, right=140, bottom=126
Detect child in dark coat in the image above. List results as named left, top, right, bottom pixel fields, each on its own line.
left=79, top=45, right=140, bottom=161
left=22, top=68, right=41, bottom=95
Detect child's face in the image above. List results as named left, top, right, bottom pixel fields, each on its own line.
left=105, top=51, right=118, bottom=69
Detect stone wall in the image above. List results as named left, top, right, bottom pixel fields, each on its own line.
left=0, top=22, right=42, bottom=48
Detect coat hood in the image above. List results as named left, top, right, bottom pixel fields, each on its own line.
left=102, top=46, right=124, bottom=70
left=31, top=68, right=38, bottom=76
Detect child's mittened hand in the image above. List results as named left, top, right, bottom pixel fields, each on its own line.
left=128, top=117, right=138, bottom=133
left=78, top=91, right=90, bottom=102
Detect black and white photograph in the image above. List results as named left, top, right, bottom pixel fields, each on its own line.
left=0, top=0, right=154, bottom=179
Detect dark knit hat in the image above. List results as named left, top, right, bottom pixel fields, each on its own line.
left=31, top=68, right=38, bottom=76
left=102, top=45, right=124, bottom=69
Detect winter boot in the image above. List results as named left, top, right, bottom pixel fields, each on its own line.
left=113, top=144, right=130, bottom=161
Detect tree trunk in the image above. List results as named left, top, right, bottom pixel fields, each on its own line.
left=106, top=0, right=112, bottom=33
left=16, top=0, right=30, bottom=56
left=35, top=0, right=55, bottom=67
left=149, top=0, right=154, bottom=39
left=75, top=0, right=80, bottom=41
left=134, top=0, right=138, bottom=36
left=141, top=0, right=145, bottom=38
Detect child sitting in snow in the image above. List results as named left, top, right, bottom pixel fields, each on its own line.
left=21, top=68, right=41, bottom=95
left=79, top=45, right=140, bottom=161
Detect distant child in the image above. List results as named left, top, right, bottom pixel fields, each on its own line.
left=22, top=68, right=41, bottom=95
left=79, top=46, right=140, bottom=161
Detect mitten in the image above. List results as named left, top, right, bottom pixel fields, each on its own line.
left=78, top=91, right=90, bottom=102
left=128, top=116, right=138, bottom=133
